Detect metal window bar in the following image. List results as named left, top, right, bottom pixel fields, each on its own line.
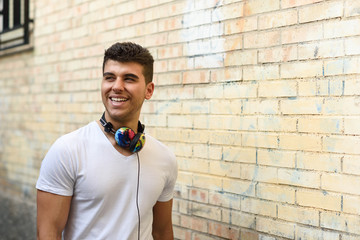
left=0, top=0, right=31, bottom=51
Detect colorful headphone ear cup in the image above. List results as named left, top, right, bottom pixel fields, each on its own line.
left=129, top=133, right=145, bottom=153
left=115, top=127, right=135, bottom=148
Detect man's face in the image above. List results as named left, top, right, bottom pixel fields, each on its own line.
left=101, top=60, right=154, bottom=126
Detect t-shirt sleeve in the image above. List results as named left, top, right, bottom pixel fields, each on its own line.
left=157, top=151, right=178, bottom=202
left=36, top=138, right=76, bottom=196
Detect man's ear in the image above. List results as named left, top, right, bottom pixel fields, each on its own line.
left=145, top=82, right=155, bottom=100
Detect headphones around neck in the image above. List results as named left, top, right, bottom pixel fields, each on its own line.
left=100, top=113, right=146, bottom=153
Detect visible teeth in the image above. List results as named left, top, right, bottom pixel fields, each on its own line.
left=111, top=98, right=127, bottom=102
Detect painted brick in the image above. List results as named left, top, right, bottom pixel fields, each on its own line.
left=222, top=147, right=257, bottom=163
left=244, top=0, right=280, bottom=16
left=258, top=9, right=297, bottom=30
left=280, top=98, right=323, bottom=115
left=279, top=134, right=322, bottom=152
left=209, top=191, right=241, bottom=210
left=242, top=99, right=279, bottom=115
left=243, top=65, right=280, bottom=81
left=256, top=183, right=295, bottom=204
left=298, top=40, right=344, bottom=60
left=256, top=217, right=295, bottom=239
left=296, top=152, right=341, bottom=172
left=281, top=61, right=323, bottom=79
left=297, top=189, right=341, bottom=211
left=344, top=57, right=360, bottom=74
left=281, top=0, right=323, bottom=8
left=345, top=0, right=360, bottom=16
left=322, top=173, right=360, bottom=195
left=183, top=70, right=210, bottom=84
left=278, top=168, right=320, bottom=188
left=324, top=19, right=360, bottom=39
left=295, top=225, right=340, bottom=240
left=258, top=116, right=297, bottom=132
left=210, top=67, right=242, bottom=83
left=241, top=197, right=277, bottom=218
left=320, top=212, right=360, bottom=234
left=210, top=99, right=242, bottom=114
left=258, top=46, right=297, bottom=63
left=242, top=132, right=279, bottom=149
left=224, top=50, right=257, bottom=66
left=209, top=160, right=240, bottom=178
left=299, top=0, right=343, bottom=23
left=223, top=209, right=255, bottom=229
left=241, top=165, right=278, bottom=184
left=343, top=155, right=360, bottom=176
left=193, top=174, right=222, bottom=192
left=258, top=80, right=297, bottom=97
left=244, top=31, right=281, bottom=49
left=223, top=178, right=255, bottom=196
left=208, top=222, right=240, bottom=240
left=278, top=204, right=319, bottom=226
left=298, top=117, right=343, bottom=134
left=209, top=115, right=257, bottom=131
left=180, top=215, right=208, bottom=233
left=195, top=85, right=224, bottom=99
left=323, top=135, right=360, bottom=154
left=223, top=82, right=257, bottom=99
left=190, top=202, right=221, bottom=221
left=224, top=16, right=258, bottom=35
left=257, top=149, right=295, bottom=168
left=345, top=37, right=360, bottom=55
left=282, top=24, right=323, bottom=44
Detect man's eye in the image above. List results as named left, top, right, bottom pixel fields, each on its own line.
left=105, top=77, right=114, bottom=80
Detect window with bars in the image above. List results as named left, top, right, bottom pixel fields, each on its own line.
left=0, top=0, right=32, bottom=51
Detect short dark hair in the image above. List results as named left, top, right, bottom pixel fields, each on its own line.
left=103, top=42, right=154, bottom=83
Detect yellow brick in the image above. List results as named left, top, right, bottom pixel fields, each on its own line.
left=299, top=0, right=343, bottom=23
left=244, top=30, right=281, bottom=49
left=258, top=45, right=297, bottom=63
left=322, top=173, right=360, bottom=195
left=298, top=79, right=317, bottom=96
left=297, top=189, right=341, bottom=211
left=243, top=99, right=279, bottom=115
left=223, top=82, right=257, bottom=99
left=210, top=99, right=242, bottom=114
left=244, top=0, right=280, bottom=15
left=222, top=147, right=257, bottom=163
left=280, top=97, right=322, bottom=115
left=282, top=23, right=323, bottom=44
left=183, top=70, right=210, bottom=84
left=209, top=161, right=240, bottom=178
left=224, top=50, right=257, bottom=66
left=296, top=152, right=341, bottom=172
left=298, top=39, right=344, bottom=60
left=168, top=115, right=192, bottom=128
left=279, top=134, right=322, bottom=151
left=241, top=197, right=277, bottom=217
left=222, top=177, right=255, bottom=196
left=323, top=135, right=360, bottom=154
left=258, top=80, right=297, bottom=97
left=243, top=64, right=279, bottom=81
left=257, top=149, right=295, bottom=168
left=324, top=19, right=360, bottom=38
left=193, top=174, right=222, bottom=191
left=258, top=116, right=297, bottom=132
left=343, top=195, right=360, bottom=215
left=258, top=9, right=297, bottom=29
left=320, top=212, right=360, bottom=234
left=344, top=77, right=360, bottom=95
left=195, top=85, right=223, bottom=99
left=256, top=183, right=295, bottom=203
left=281, top=60, right=323, bottom=78
left=278, top=204, right=319, bottom=226
left=222, top=209, right=255, bottom=228
left=209, top=116, right=257, bottom=131
left=242, top=132, right=278, bottom=149
left=256, top=217, right=295, bottom=239
left=298, top=117, right=343, bottom=134
left=296, top=225, right=340, bottom=240
left=224, top=16, right=257, bottom=34
left=278, top=168, right=320, bottom=188
left=281, top=0, right=323, bottom=8
left=191, top=202, right=221, bottom=221
left=209, top=191, right=241, bottom=210
left=209, top=131, right=242, bottom=146
left=241, top=165, right=278, bottom=184
left=210, top=67, right=242, bottom=82
left=343, top=155, right=360, bottom=175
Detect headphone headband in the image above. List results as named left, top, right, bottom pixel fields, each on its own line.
left=100, top=112, right=145, bottom=134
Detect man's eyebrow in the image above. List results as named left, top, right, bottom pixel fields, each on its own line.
left=103, top=72, right=115, bottom=77
left=102, top=72, right=139, bottom=79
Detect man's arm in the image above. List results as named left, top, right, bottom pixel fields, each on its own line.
left=37, top=190, right=72, bottom=240
left=152, top=199, right=174, bottom=240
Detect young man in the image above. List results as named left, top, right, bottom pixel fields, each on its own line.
left=36, top=42, right=178, bottom=240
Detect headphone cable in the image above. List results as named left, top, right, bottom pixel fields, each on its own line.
left=136, top=152, right=141, bottom=240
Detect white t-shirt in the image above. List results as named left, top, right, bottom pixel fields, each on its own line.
left=36, top=121, right=177, bottom=240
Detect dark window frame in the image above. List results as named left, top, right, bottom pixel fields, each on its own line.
left=0, top=0, right=32, bottom=52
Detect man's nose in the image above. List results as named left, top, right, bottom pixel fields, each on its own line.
left=112, top=78, right=125, bottom=92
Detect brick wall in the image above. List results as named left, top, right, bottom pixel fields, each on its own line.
left=0, top=0, right=359, bottom=239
